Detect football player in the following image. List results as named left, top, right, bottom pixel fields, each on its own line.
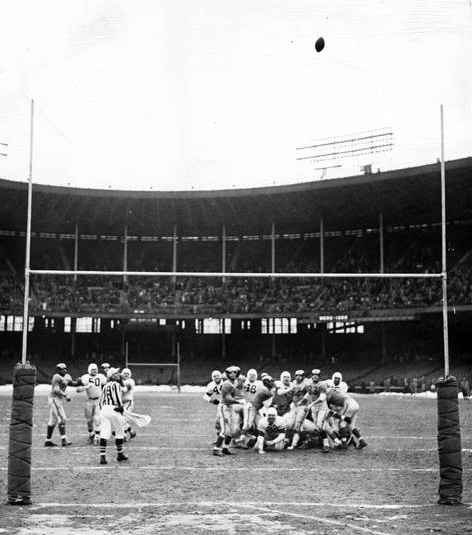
left=76, top=363, right=107, bottom=444
left=204, top=370, right=224, bottom=443
left=287, top=369, right=312, bottom=450
left=305, top=369, right=332, bottom=452
left=241, top=368, right=261, bottom=434
left=326, top=388, right=367, bottom=449
left=44, top=363, right=79, bottom=447
left=255, top=407, right=287, bottom=454
left=213, top=365, right=243, bottom=456
left=121, top=368, right=137, bottom=440
left=327, top=371, right=349, bottom=393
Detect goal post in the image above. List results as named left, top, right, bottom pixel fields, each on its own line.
left=125, top=341, right=182, bottom=392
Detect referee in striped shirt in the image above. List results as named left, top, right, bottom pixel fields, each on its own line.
left=99, top=368, right=128, bottom=465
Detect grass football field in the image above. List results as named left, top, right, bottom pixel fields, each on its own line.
left=0, top=388, right=471, bottom=535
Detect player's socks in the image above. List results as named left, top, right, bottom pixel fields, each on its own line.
left=46, top=425, right=55, bottom=440
left=116, top=438, right=128, bottom=461
left=58, top=424, right=71, bottom=446
left=289, top=432, right=300, bottom=450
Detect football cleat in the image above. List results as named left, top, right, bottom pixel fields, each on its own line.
left=44, top=440, right=58, bottom=447
left=221, top=448, right=234, bottom=455
left=61, top=440, right=72, bottom=447
left=357, top=439, right=367, bottom=450
left=212, top=448, right=224, bottom=457
left=100, top=458, right=108, bottom=465
left=129, top=431, right=137, bottom=439
left=322, top=444, right=330, bottom=453
left=117, top=452, right=129, bottom=462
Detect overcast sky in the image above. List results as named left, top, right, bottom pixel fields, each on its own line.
left=0, top=0, right=471, bottom=191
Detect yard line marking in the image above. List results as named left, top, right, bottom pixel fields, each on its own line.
left=240, top=503, right=392, bottom=535
left=1, top=466, right=463, bottom=473
left=30, top=500, right=440, bottom=509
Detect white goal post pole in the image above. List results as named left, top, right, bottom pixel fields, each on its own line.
left=440, top=104, right=450, bottom=378
left=21, top=100, right=34, bottom=365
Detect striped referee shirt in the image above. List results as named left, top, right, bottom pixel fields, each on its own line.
left=99, top=380, right=123, bottom=408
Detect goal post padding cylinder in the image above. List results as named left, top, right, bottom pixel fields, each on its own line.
left=437, top=375, right=462, bottom=505
left=7, top=362, right=37, bottom=506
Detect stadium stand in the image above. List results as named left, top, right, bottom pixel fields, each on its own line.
left=0, top=158, right=471, bottom=387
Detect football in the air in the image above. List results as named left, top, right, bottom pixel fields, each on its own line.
left=315, top=37, right=325, bottom=52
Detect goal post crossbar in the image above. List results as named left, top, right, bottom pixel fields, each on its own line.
left=127, top=362, right=179, bottom=367
left=28, top=269, right=442, bottom=279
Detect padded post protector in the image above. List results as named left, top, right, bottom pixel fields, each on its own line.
left=437, top=375, right=462, bottom=505
left=7, top=362, right=37, bottom=505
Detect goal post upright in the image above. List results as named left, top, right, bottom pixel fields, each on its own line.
left=436, top=104, right=462, bottom=506
left=7, top=99, right=37, bottom=506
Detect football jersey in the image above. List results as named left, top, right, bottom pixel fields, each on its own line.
left=80, top=373, right=107, bottom=399
left=291, top=379, right=310, bottom=404
left=257, top=416, right=286, bottom=440
left=122, top=377, right=135, bottom=402
left=326, top=380, right=349, bottom=393
left=251, top=385, right=273, bottom=411
left=50, top=373, right=72, bottom=398
left=242, top=379, right=262, bottom=402
left=204, top=380, right=223, bottom=403
left=308, top=380, right=330, bottom=404
left=221, top=379, right=239, bottom=406
left=271, top=381, right=293, bottom=416
left=326, top=388, right=350, bottom=408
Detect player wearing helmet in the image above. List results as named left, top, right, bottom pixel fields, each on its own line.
left=241, top=368, right=261, bottom=434
left=121, top=368, right=137, bottom=440
left=44, top=363, right=79, bottom=447
left=303, top=369, right=333, bottom=452
left=326, top=388, right=367, bottom=449
left=287, top=369, right=313, bottom=450
left=76, top=363, right=107, bottom=444
left=204, top=370, right=224, bottom=444
left=255, top=407, right=287, bottom=455
left=212, top=365, right=244, bottom=456
left=327, top=372, right=349, bottom=393
left=271, top=371, right=294, bottom=421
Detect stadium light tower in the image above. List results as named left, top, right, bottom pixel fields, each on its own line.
left=296, top=128, right=393, bottom=177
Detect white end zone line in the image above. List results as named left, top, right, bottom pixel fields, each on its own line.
left=1, top=465, right=470, bottom=473
left=29, top=501, right=444, bottom=509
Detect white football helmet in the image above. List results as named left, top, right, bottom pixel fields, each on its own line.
left=122, top=368, right=132, bottom=379
left=246, top=368, right=258, bottom=382
left=88, top=363, right=98, bottom=375
left=280, top=371, right=291, bottom=384
left=211, top=370, right=222, bottom=382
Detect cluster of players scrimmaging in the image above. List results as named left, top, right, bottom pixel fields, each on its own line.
left=204, top=366, right=367, bottom=456
left=43, top=361, right=150, bottom=465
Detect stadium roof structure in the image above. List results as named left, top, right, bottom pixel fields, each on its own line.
left=0, top=157, right=471, bottom=236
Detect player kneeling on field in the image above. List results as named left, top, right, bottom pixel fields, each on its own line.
left=255, top=407, right=287, bottom=455
left=98, top=367, right=128, bottom=465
